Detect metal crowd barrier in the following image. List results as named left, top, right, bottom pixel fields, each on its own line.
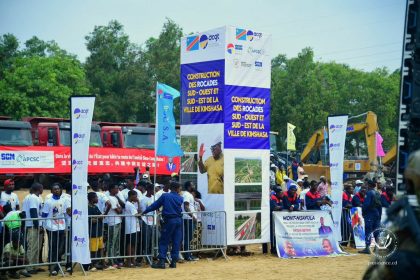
left=88, top=213, right=155, bottom=267
left=0, top=210, right=227, bottom=274
left=156, top=211, right=227, bottom=260
left=339, top=208, right=353, bottom=245
left=0, top=217, right=70, bottom=276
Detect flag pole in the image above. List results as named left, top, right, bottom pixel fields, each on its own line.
left=154, top=82, right=158, bottom=188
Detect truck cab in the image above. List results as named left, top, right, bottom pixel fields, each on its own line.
left=101, top=125, right=155, bottom=149
left=0, top=120, right=33, bottom=146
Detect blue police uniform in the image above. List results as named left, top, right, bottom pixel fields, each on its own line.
left=362, top=189, right=381, bottom=247
left=143, top=191, right=183, bottom=263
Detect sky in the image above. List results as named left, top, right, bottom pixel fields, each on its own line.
left=0, top=0, right=406, bottom=72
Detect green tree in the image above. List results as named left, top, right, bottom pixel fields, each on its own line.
left=0, top=37, right=88, bottom=119
left=0, top=33, right=19, bottom=79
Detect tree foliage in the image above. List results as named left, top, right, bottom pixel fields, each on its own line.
left=0, top=36, right=88, bottom=119
left=271, top=48, right=399, bottom=150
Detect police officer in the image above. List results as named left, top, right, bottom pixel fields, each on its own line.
left=142, top=181, right=183, bottom=269
left=359, top=180, right=382, bottom=254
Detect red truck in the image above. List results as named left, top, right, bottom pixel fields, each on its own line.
left=0, top=117, right=180, bottom=188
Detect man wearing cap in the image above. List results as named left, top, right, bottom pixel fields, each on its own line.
left=317, top=176, right=329, bottom=198
left=198, top=137, right=224, bottom=194
left=269, top=186, right=285, bottom=254
left=0, top=180, right=20, bottom=211
left=283, top=184, right=300, bottom=211
left=354, top=180, right=364, bottom=194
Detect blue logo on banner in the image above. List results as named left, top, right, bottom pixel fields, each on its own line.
left=236, top=28, right=247, bottom=40
left=186, top=35, right=199, bottom=51
left=73, top=236, right=86, bottom=247
left=1, top=153, right=15, bottom=160
left=73, top=108, right=89, bottom=119
left=73, top=209, right=83, bottom=220
left=200, top=34, right=208, bottom=49
left=72, top=184, right=82, bottom=195
left=72, top=159, right=83, bottom=170
left=73, top=133, right=86, bottom=144
left=247, top=30, right=254, bottom=41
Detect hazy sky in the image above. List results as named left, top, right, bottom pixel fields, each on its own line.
left=0, top=0, right=406, bottom=71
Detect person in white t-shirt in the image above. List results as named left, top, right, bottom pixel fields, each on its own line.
left=120, top=178, right=142, bottom=201
left=22, top=182, right=44, bottom=274
left=182, top=181, right=197, bottom=261
left=0, top=179, right=20, bottom=211
left=124, top=190, right=140, bottom=267
left=300, top=181, right=311, bottom=210
left=105, top=184, right=123, bottom=268
left=91, top=180, right=111, bottom=214
left=41, top=183, right=68, bottom=275
left=139, top=182, right=155, bottom=256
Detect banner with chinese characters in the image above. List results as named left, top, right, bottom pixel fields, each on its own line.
left=71, top=96, right=95, bottom=264
left=180, top=26, right=271, bottom=245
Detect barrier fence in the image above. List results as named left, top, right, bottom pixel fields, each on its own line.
left=340, top=209, right=353, bottom=245
left=0, top=211, right=227, bottom=274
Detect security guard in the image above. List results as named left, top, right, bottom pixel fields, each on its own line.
left=142, top=181, right=183, bottom=269
left=359, top=180, right=382, bottom=254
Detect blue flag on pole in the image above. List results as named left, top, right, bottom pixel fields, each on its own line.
left=155, top=83, right=184, bottom=157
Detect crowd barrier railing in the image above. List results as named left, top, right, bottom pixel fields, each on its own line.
left=0, top=210, right=227, bottom=274
left=157, top=211, right=227, bottom=260
left=0, top=217, right=70, bottom=276
left=340, top=208, right=353, bottom=245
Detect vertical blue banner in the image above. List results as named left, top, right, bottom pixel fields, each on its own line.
left=156, top=83, right=184, bottom=157
left=224, top=85, right=270, bottom=149
left=181, top=59, right=225, bottom=125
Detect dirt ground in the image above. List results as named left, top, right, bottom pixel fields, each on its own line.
left=14, top=190, right=371, bottom=280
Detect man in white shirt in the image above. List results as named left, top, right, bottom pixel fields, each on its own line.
left=299, top=181, right=311, bottom=210
left=91, top=180, right=111, bottom=214
left=124, top=190, right=140, bottom=267
left=0, top=179, right=20, bottom=211
left=140, top=182, right=155, bottom=256
left=182, top=181, right=197, bottom=261
left=42, top=183, right=68, bottom=275
left=22, top=182, right=44, bottom=274
left=120, top=178, right=142, bottom=201
left=105, top=184, right=123, bottom=268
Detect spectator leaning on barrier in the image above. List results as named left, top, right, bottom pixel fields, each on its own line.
left=305, top=180, right=322, bottom=210
left=283, top=184, right=300, bottom=211
left=3, top=233, right=31, bottom=279
left=124, top=190, right=141, bottom=268
left=139, top=182, right=155, bottom=256
left=87, top=192, right=108, bottom=271
left=0, top=179, right=20, bottom=211
left=342, top=184, right=354, bottom=209
left=352, top=185, right=367, bottom=207
left=142, top=181, right=184, bottom=269
left=41, top=183, right=68, bottom=276
left=104, top=184, right=123, bottom=268
left=3, top=204, right=25, bottom=245
left=181, top=181, right=198, bottom=262
left=22, top=182, right=44, bottom=274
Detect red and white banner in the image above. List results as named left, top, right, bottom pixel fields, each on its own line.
left=0, top=146, right=180, bottom=175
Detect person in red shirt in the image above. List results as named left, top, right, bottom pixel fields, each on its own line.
left=380, top=186, right=395, bottom=208
left=342, top=184, right=354, bottom=209
left=283, top=184, right=300, bottom=211
left=352, top=185, right=367, bottom=207
left=305, top=181, right=321, bottom=210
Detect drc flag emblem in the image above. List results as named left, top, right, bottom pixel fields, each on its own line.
left=236, top=28, right=246, bottom=40
left=186, top=35, right=199, bottom=51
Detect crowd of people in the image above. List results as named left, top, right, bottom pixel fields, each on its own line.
left=269, top=159, right=395, bottom=254
left=0, top=174, right=206, bottom=278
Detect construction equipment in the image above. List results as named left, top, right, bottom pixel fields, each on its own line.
left=300, top=111, right=379, bottom=181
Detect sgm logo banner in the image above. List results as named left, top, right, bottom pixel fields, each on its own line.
left=71, top=96, right=95, bottom=265
left=0, top=151, right=54, bottom=168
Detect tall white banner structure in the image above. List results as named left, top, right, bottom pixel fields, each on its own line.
left=71, top=96, right=95, bottom=264
left=327, top=115, right=348, bottom=241
left=180, top=26, right=271, bottom=245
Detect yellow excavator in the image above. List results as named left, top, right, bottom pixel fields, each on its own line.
left=299, top=111, right=380, bottom=181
